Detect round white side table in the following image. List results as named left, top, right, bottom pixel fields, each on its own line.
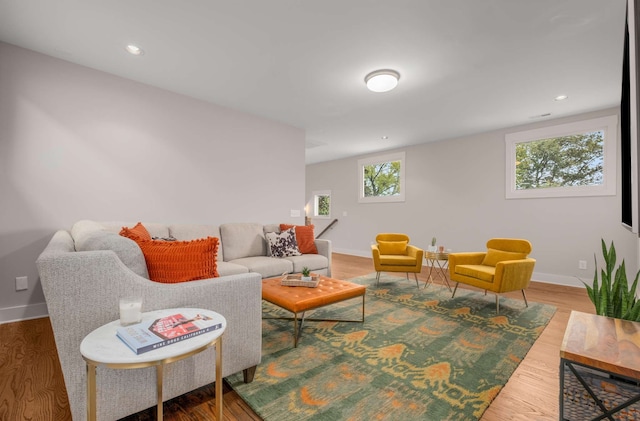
left=80, top=307, right=226, bottom=421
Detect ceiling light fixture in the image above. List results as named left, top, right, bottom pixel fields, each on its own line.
left=125, top=44, right=144, bottom=56
left=554, top=94, right=568, bottom=101
left=365, top=69, right=400, bottom=93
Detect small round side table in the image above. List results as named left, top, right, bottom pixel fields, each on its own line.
left=424, top=251, right=452, bottom=291
left=80, top=307, right=226, bottom=421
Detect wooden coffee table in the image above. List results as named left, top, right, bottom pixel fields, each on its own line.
left=560, top=311, right=640, bottom=420
left=262, top=276, right=366, bottom=347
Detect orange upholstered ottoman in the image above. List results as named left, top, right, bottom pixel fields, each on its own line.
left=262, top=276, right=366, bottom=347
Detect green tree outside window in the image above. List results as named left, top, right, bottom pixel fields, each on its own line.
left=363, top=161, right=401, bottom=197
left=505, top=115, right=616, bottom=199
left=316, top=194, right=330, bottom=216
left=515, top=131, right=604, bottom=190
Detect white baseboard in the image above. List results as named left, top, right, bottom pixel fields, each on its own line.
left=333, top=249, right=587, bottom=288
left=334, top=248, right=371, bottom=258
left=531, top=272, right=588, bottom=288
left=0, top=302, right=49, bottom=325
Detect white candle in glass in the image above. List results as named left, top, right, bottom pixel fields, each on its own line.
left=119, top=297, right=142, bottom=325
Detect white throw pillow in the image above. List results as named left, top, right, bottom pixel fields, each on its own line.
left=265, top=228, right=301, bottom=258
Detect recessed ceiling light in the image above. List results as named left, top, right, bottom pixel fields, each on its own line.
left=365, top=69, right=400, bottom=93
left=554, top=95, right=568, bottom=101
left=381, top=136, right=389, bottom=140
left=125, top=44, right=144, bottom=56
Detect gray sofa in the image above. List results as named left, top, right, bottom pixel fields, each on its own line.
left=36, top=220, right=331, bottom=420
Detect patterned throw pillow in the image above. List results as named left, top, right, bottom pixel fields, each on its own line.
left=279, top=224, right=318, bottom=254
left=266, top=228, right=302, bottom=258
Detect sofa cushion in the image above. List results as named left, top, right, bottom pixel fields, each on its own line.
left=216, top=261, right=250, bottom=277
left=75, top=230, right=149, bottom=279
left=265, top=228, right=302, bottom=258
left=378, top=240, right=408, bottom=255
left=263, top=224, right=280, bottom=234
left=378, top=255, right=417, bottom=266
left=220, top=223, right=267, bottom=261
left=137, top=237, right=219, bottom=283
left=481, top=249, right=527, bottom=267
left=229, top=256, right=293, bottom=278
left=455, top=264, right=495, bottom=282
left=71, top=220, right=107, bottom=244
left=169, top=224, right=224, bottom=261
left=280, top=224, right=318, bottom=254
left=263, top=224, right=280, bottom=257
left=283, top=254, right=329, bottom=274
left=101, top=221, right=170, bottom=239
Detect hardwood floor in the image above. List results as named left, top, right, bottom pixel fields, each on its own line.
left=0, top=253, right=594, bottom=420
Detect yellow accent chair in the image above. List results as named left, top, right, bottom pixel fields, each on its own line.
left=448, top=238, right=535, bottom=313
left=371, top=233, right=424, bottom=288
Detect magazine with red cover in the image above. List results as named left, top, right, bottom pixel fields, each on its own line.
left=116, top=311, right=222, bottom=355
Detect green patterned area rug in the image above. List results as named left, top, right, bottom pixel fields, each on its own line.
left=226, top=274, right=556, bottom=420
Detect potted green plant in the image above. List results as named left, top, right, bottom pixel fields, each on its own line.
left=584, top=239, right=640, bottom=321
left=429, top=237, right=437, bottom=252
left=301, top=267, right=312, bottom=282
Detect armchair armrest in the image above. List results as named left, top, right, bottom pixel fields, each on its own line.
left=314, top=238, right=332, bottom=276
left=494, top=258, right=536, bottom=292
left=406, top=245, right=423, bottom=258
left=371, top=244, right=381, bottom=259
left=314, top=238, right=331, bottom=258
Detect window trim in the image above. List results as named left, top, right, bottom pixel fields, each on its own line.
left=358, top=151, right=406, bottom=203
left=312, top=190, right=331, bottom=219
left=505, top=115, right=617, bottom=199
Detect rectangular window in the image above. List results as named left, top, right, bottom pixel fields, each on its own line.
left=505, top=116, right=617, bottom=199
left=358, top=152, right=405, bottom=203
left=312, top=190, right=331, bottom=218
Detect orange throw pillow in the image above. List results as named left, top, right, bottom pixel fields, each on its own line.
left=280, top=224, right=318, bottom=254
left=119, top=222, right=152, bottom=242
left=137, top=237, right=219, bottom=283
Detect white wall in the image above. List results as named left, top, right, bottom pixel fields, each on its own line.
left=307, top=107, right=639, bottom=287
left=0, top=42, right=306, bottom=322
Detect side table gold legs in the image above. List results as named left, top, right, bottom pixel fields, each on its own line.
left=156, top=364, right=164, bottom=420
left=215, top=337, right=223, bottom=421
left=424, top=258, right=452, bottom=291
left=85, top=337, right=224, bottom=421
left=87, top=363, right=96, bottom=421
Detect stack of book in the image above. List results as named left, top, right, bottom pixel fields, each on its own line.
left=116, top=311, right=222, bottom=355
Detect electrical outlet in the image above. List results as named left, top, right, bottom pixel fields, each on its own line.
left=16, top=276, right=28, bottom=291
left=578, top=260, right=587, bottom=270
